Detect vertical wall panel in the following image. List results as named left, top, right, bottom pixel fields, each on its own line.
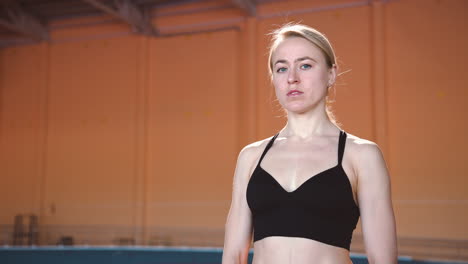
left=0, top=45, right=45, bottom=225
left=146, top=30, right=239, bottom=233
left=386, top=0, right=468, bottom=239
left=44, top=36, right=139, bottom=229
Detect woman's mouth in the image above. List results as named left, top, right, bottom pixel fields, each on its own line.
left=287, top=90, right=303, bottom=96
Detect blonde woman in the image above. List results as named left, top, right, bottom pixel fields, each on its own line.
left=222, top=24, right=397, bottom=264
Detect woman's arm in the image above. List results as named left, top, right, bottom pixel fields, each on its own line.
left=356, top=142, right=398, bottom=264
left=222, top=145, right=258, bottom=264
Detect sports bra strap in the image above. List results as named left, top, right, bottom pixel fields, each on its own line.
left=338, top=130, right=347, bottom=164
left=258, top=133, right=279, bottom=165
left=258, top=131, right=346, bottom=165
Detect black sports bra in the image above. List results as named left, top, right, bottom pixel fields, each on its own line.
left=246, top=130, right=360, bottom=250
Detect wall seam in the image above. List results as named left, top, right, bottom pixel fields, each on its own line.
left=38, top=42, right=51, bottom=244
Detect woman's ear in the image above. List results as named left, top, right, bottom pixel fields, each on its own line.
left=328, top=64, right=337, bottom=87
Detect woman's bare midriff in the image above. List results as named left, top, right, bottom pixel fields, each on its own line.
left=252, top=236, right=353, bottom=264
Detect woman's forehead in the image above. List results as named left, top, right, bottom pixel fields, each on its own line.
left=272, top=37, right=324, bottom=62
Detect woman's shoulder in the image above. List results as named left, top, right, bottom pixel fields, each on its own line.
left=234, top=135, right=276, bottom=174
left=345, top=131, right=379, bottom=149
left=238, top=136, right=275, bottom=163
left=230, top=136, right=276, bottom=182
left=344, top=131, right=387, bottom=171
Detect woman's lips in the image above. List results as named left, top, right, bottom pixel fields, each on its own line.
left=287, top=90, right=303, bottom=96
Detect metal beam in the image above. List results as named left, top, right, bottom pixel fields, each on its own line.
left=0, top=3, right=49, bottom=41
left=82, top=0, right=157, bottom=36
left=232, top=0, right=256, bottom=16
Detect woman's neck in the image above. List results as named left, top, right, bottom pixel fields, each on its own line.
left=282, top=107, right=337, bottom=139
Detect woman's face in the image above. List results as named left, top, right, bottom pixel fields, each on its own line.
left=271, top=36, right=336, bottom=114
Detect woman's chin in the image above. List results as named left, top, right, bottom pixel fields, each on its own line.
left=283, top=104, right=310, bottom=115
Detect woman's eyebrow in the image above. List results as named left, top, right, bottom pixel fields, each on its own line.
left=296, top=56, right=317, bottom=63
left=274, top=56, right=317, bottom=66
left=274, top=59, right=287, bottom=66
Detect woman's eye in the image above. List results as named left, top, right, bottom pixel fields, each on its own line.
left=276, top=67, right=287, bottom=73
left=300, top=64, right=312, bottom=70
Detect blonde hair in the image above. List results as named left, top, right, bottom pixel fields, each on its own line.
left=268, top=23, right=339, bottom=126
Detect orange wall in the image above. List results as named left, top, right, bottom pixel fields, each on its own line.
left=0, top=0, right=467, bottom=247
left=386, top=0, right=468, bottom=239
left=146, top=30, right=239, bottom=231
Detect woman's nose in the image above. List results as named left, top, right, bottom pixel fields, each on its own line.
left=287, top=69, right=299, bottom=84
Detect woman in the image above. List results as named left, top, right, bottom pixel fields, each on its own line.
left=222, top=24, right=397, bottom=264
